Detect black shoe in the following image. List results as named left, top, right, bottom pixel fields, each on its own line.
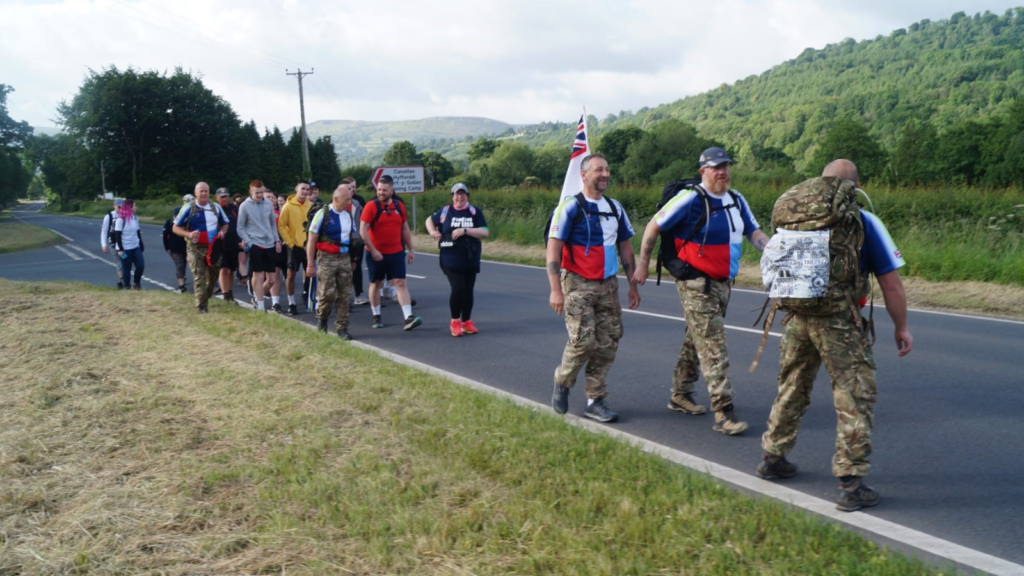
left=337, top=329, right=352, bottom=341
left=403, top=315, right=422, bottom=331
left=317, top=318, right=328, bottom=333
left=552, top=383, right=569, bottom=415
left=837, top=478, right=880, bottom=512
left=117, top=281, right=124, bottom=290
left=756, top=454, right=798, bottom=480
left=288, top=304, right=298, bottom=316
left=583, top=398, right=618, bottom=423
left=411, top=299, right=417, bottom=307
left=223, top=290, right=235, bottom=302
left=179, top=285, right=187, bottom=294
left=272, top=303, right=283, bottom=313
left=132, top=283, right=141, bottom=290
left=372, top=315, right=384, bottom=329
left=198, top=305, right=208, bottom=314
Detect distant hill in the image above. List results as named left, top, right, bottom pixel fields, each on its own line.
left=297, top=116, right=513, bottom=167
left=405, top=8, right=1024, bottom=173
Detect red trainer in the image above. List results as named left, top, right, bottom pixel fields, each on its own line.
left=461, top=319, right=478, bottom=335
left=450, top=319, right=463, bottom=337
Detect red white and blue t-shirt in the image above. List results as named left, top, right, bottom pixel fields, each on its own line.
left=309, top=205, right=355, bottom=254
left=548, top=194, right=634, bottom=281
left=654, top=186, right=759, bottom=281
left=174, top=202, right=229, bottom=245
left=861, top=211, right=905, bottom=275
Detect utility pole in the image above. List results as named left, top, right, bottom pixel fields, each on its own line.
left=100, top=160, right=107, bottom=196
left=285, top=68, right=314, bottom=180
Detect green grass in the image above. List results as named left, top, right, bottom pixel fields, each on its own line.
left=0, top=279, right=951, bottom=574
left=0, top=218, right=64, bottom=254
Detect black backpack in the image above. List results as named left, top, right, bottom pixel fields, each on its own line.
left=544, top=192, right=621, bottom=265
left=368, top=197, right=406, bottom=230
left=105, top=211, right=119, bottom=245
left=655, top=178, right=740, bottom=286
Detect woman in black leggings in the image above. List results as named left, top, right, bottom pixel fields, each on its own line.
left=426, top=183, right=489, bottom=337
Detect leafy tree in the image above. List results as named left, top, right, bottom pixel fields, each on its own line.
left=27, top=175, right=46, bottom=199
left=475, top=142, right=534, bottom=188
left=467, top=138, right=499, bottom=162
left=0, top=85, right=32, bottom=150
left=597, top=125, right=644, bottom=169
left=310, top=135, right=341, bottom=188
left=891, top=121, right=940, bottom=184
left=26, top=134, right=100, bottom=210
left=621, top=120, right=715, bottom=185
left=339, top=164, right=374, bottom=188
left=261, top=127, right=289, bottom=192
left=807, top=118, right=888, bottom=181
left=382, top=140, right=422, bottom=167
left=421, top=151, right=454, bottom=187
left=0, top=85, right=32, bottom=207
left=531, top=143, right=570, bottom=187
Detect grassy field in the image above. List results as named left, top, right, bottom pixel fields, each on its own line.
left=0, top=216, right=64, bottom=254
left=0, top=279, right=950, bottom=575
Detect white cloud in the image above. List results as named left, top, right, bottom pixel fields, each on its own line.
left=1, top=0, right=1019, bottom=131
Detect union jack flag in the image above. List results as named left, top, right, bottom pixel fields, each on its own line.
left=570, top=115, right=588, bottom=159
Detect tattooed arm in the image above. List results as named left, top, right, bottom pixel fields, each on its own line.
left=749, top=229, right=769, bottom=253
left=546, top=237, right=566, bottom=316
left=632, top=219, right=662, bottom=286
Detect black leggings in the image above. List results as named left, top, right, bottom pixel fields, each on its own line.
left=352, top=249, right=364, bottom=296
left=443, top=267, right=477, bottom=321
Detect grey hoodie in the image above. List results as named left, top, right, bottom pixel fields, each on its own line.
left=237, top=197, right=280, bottom=249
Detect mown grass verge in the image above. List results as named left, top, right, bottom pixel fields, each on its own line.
left=0, top=279, right=950, bottom=575
left=0, top=217, right=64, bottom=254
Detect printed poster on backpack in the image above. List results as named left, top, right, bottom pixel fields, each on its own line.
left=761, top=229, right=831, bottom=299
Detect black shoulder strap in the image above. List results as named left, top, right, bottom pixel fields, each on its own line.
left=370, top=198, right=384, bottom=229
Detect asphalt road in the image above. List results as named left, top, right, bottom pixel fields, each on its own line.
left=4, top=202, right=1024, bottom=572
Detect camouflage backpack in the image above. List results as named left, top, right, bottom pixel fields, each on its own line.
left=750, top=176, right=871, bottom=371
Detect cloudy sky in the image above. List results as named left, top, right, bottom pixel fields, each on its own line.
left=2, top=0, right=1019, bottom=131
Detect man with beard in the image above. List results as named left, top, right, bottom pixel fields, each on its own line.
left=172, top=182, right=230, bottom=313
left=633, top=147, right=768, bottom=436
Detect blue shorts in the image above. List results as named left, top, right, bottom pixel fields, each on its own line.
left=367, top=251, right=406, bottom=282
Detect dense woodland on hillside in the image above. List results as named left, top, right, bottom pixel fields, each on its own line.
left=3, top=7, right=1024, bottom=211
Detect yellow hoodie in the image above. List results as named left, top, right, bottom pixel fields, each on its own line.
left=278, top=193, right=309, bottom=248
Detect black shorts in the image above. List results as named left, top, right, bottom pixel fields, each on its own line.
left=249, top=245, right=277, bottom=273
left=221, top=245, right=239, bottom=271
left=367, top=251, right=406, bottom=282
left=287, top=245, right=308, bottom=271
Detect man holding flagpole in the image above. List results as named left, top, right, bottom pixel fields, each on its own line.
left=547, top=114, right=641, bottom=423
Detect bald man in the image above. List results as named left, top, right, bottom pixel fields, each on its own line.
left=758, top=159, right=913, bottom=512
left=173, top=182, right=230, bottom=313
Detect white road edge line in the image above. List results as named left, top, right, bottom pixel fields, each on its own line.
left=53, top=245, right=82, bottom=260
left=47, top=227, right=75, bottom=242
left=420, top=252, right=1024, bottom=327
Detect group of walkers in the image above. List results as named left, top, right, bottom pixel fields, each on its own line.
left=546, top=149, right=913, bottom=513
left=102, top=147, right=911, bottom=513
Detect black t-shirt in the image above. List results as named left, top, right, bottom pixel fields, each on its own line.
left=430, top=204, right=487, bottom=272
left=221, top=203, right=240, bottom=247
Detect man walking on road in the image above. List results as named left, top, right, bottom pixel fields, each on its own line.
left=344, top=177, right=369, bottom=306
left=278, top=181, right=311, bottom=316
left=163, top=206, right=188, bottom=293
left=757, top=159, right=913, bottom=512
left=306, top=184, right=356, bottom=340
left=633, top=147, right=768, bottom=436
left=238, top=180, right=282, bottom=312
left=358, top=175, right=421, bottom=330
left=100, top=197, right=125, bottom=289
left=547, top=153, right=640, bottom=424
left=173, top=182, right=229, bottom=313
left=215, top=188, right=241, bottom=303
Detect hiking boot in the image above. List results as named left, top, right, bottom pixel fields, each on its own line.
left=179, top=285, right=188, bottom=294
left=353, top=295, right=369, bottom=305
left=132, top=283, right=142, bottom=290
left=552, top=383, right=570, bottom=415
left=272, top=303, right=283, bottom=313
left=337, top=329, right=352, bottom=341
left=756, top=453, right=798, bottom=480
left=403, top=315, right=422, bottom=331
left=317, top=318, right=328, bottom=333
left=461, top=319, right=478, bottom=335
left=583, top=398, right=619, bottom=423
left=712, top=404, right=749, bottom=436
left=223, top=290, right=235, bottom=302
left=837, top=477, right=880, bottom=512
left=668, top=393, right=706, bottom=415
left=117, top=281, right=124, bottom=289
left=372, top=315, right=384, bottom=329
left=197, top=305, right=208, bottom=314
left=450, top=319, right=463, bottom=337
left=288, top=304, right=298, bottom=316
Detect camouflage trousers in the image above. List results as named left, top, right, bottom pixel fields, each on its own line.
left=672, top=278, right=736, bottom=411
left=553, top=270, right=623, bottom=400
left=186, top=242, right=219, bottom=308
left=315, top=252, right=353, bottom=331
left=761, top=313, right=877, bottom=478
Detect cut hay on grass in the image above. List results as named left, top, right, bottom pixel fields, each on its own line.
left=0, top=279, right=951, bottom=575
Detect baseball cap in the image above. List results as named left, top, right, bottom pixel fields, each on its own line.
left=451, top=183, right=469, bottom=195
left=699, top=147, right=732, bottom=168
left=309, top=181, right=318, bottom=188
left=114, top=198, right=124, bottom=207
left=183, top=193, right=195, bottom=202
left=215, top=187, right=230, bottom=197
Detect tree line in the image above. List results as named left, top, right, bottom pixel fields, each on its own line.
left=0, top=85, right=33, bottom=208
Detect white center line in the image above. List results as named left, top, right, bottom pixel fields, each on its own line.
left=54, top=245, right=82, bottom=260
